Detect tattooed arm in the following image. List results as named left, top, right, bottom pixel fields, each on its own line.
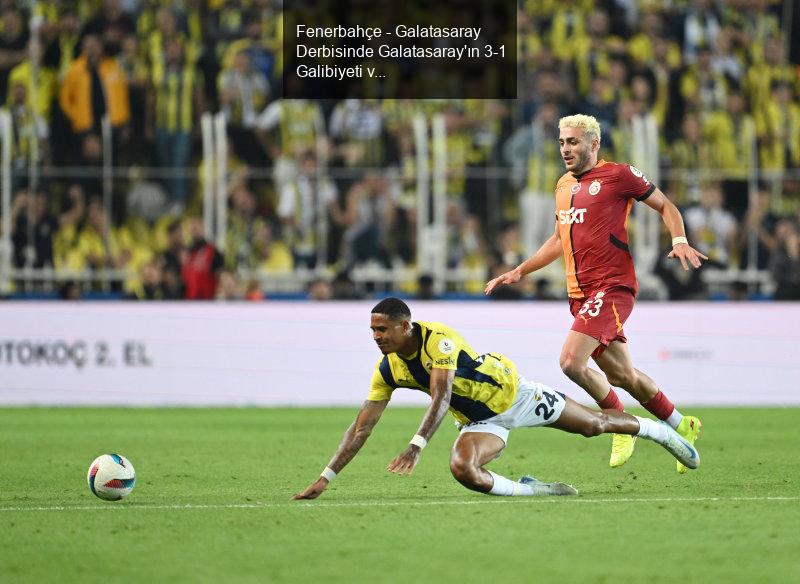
left=292, top=399, right=389, bottom=500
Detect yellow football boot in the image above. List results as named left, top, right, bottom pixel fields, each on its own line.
left=609, top=433, right=636, bottom=468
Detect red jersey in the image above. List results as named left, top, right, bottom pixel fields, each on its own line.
left=554, top=160, right=656, bottom=299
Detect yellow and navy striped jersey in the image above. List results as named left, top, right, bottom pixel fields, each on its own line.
left=367, top=321, right=519, bottom=425
left=153, top=64, right=202, bottom=133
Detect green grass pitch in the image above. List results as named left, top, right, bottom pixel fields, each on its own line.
left=1, top=407, right=798, bottom=583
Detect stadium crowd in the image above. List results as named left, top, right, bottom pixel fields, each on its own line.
left=1, top=0, right=799, bottom=300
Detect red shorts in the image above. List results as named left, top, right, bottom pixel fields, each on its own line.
left=568, top=287, right=635, bottom=358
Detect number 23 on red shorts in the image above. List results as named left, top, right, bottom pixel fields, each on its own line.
left=568, top=286, right=635, bottom=348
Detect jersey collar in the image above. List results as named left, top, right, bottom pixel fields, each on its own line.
left=397, top=322, right=422, bottom=361
left=571, top=159, right=606, bottom=181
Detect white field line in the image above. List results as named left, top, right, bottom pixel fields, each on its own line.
left=1, top=496, right=799, bottom=512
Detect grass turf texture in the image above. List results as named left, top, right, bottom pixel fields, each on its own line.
left=1, top=407, right=798, bottom=583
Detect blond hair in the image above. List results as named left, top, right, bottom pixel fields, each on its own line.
left=559, top=114, right=601, bottom=143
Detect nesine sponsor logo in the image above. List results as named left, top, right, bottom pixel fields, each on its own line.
left=558, top=207, right=587, bottom=224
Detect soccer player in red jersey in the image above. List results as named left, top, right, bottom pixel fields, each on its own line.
left=485, top=114, right=708, bottom=472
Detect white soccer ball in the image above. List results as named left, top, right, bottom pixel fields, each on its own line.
left=87, top=454, right=136, bottom=501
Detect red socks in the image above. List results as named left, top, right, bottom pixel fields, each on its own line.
left=597, top=389, right=624, bottom=411
left=597, top=388, right=676, bottom=421
left=642, top=390, right=675, bottom=421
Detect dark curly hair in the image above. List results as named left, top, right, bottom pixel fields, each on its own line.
left=371, top=297, right=411, bottom=321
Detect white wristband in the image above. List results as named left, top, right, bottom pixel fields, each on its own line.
left=672, top=236, right=688, bottom=246
left=409, top=434, right=428, bottom=449
left=320, top=466, right=337, bottom=482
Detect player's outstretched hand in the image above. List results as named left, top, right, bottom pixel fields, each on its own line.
left=484, top=268, right=522, bottom=295
left=292, top=477, right=328, bottom=500
left=387, top=446, right=420, bottom=475
left=668, top=243, right=708, bottom=270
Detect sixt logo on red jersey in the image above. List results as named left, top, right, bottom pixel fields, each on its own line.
left=558, top=207, right=587, bottom=224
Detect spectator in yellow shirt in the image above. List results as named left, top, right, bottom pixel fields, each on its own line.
left=7, top=39, right=57, bottom=120
left=702, top=89, right=755, bottom=219
left=755, top=80, right=800, bottom=172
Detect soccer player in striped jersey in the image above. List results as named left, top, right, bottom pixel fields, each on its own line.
left=292, top=298, right=698, bottom=500
left=485, top=114, right=707, bottom=472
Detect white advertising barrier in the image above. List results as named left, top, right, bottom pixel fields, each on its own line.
left=0, top=301, right=797, bottom=406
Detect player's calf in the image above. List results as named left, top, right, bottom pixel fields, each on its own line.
left=449, top=451, right=575, bottom=497
left=603, top=366, right=636, bottom=394
left=551, top=399, right=638, bottom=436
left=576, top=410, right=606, bottom=437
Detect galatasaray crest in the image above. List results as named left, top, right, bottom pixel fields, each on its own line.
left=589, top=180, right=602, bottom=195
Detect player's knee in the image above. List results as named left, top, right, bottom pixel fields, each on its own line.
left=449, top=456, right=480, bottom=488
left=560, top=353, right=586, bottom=381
